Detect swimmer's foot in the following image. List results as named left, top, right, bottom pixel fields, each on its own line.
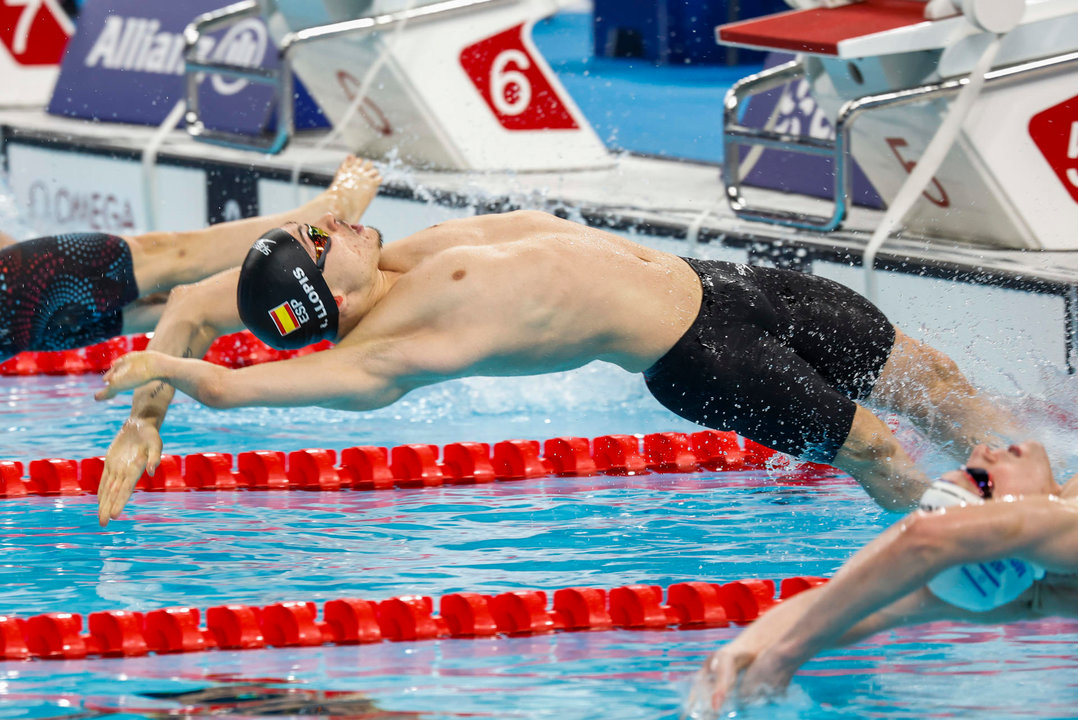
left=314, top=155, right=382, bottom=223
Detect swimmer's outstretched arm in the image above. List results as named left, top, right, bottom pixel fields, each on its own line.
left=99, top=343, right=410, bottom=412
left=693, top=496, right=1078, bottom=712
left=95, top=269, right=244, bottom=527
left=686, top=579, right=989, bottom=717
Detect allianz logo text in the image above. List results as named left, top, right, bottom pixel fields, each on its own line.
left=83, top=16, right=267, bottom=95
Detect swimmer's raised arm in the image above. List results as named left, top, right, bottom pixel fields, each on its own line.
left=95, top=269, right=244, bottom=527
left=703, top=497, right=1078, bottom=709
left=125, top=268, right=246, bottom=408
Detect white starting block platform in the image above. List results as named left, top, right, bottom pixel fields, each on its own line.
left=2, top=105, right=1075, bottom=399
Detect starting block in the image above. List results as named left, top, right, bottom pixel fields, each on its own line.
left=718, top=0, right=1078, bottom=250
left=185, top=0, right=612, bottom=171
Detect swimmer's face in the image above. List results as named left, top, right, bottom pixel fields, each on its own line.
left=947, top=441, right=1058, bottom=499
left=305, top=224, right=331, bottom=270
left=283, top=215, right=383, bottom=285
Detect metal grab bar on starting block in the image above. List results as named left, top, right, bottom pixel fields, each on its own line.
left=182, top=0, right=518, bottom=153
left=722, top=48, right=1078, bottom=233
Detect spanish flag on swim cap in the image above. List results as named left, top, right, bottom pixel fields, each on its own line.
left=237, top=228, right=339, bottom=350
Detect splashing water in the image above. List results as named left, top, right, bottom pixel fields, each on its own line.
left=1006, top=364, right=1078, bottom=479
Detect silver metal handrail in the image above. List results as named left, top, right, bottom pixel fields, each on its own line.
left=183, top=1, right=281, bottom=151
left=183, top=0, right=516, bottom=154
left=722, top=48, right=1078, bottom=232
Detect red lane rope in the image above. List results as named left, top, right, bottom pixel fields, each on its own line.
left=0, top=331, right=331, bottom=377
left=1, top=331, right=840, bottom=496
left=0, top=577, right=829, bottom=661
left=0, top=431, right=841, bottom=498
left=0, top=337, right=844, bottom=663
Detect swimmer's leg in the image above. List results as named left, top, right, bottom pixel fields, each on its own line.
left=120, top=293, right=168, bottom=334
left=127, top=155, right=381, bottom=295
left=645, top=325, right=929, bottom=510
left=867, top=327, right=1026, bottom=460
left=830, top=405, right=931, bottom=510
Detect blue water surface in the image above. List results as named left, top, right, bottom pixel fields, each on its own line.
left=1, top=12, right=1076, bottom=718
left=0, top=372, right=1076, bottom=720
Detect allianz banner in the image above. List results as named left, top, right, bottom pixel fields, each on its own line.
left=47, top=0, right=326, bottom=133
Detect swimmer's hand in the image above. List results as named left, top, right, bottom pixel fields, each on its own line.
left=95, top=351, right=164, bottom=400
left=685, top=644, right=790, bottom=718
left=734, top=645, right=796, bottom=703
left=97, top=418, right=162, bottom=527
left=685, top=645, right=754, bottom=718
left=685, top=589, right=823, bottom=718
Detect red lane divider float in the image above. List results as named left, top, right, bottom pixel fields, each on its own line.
left=0, top=331, right=333, bottom=377
left=0, top=333, right=839, bottom=495
left=0, top=576, right=829, bottom=661
left=0, top=431, right=841, bottom=499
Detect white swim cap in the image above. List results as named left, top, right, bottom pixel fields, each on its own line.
left=919, top=479, right=984, bottom=511
left=918, top=480, right=1045, bottom=612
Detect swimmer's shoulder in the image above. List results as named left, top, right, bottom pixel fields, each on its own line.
left=358, top=246, right=493, bottom=333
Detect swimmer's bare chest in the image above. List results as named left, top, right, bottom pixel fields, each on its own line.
left=433, top=242, right=637, bottom=369
left=370, top=233, right=699, bottom=378
left=380, top=210, right=633, bottom=271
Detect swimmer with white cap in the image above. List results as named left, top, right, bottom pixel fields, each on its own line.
left=686, top=440, right=1078, bottom=716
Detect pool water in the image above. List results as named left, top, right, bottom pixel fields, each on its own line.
left=1, top=373, right=1077, bottom=719
left=2, top=16, right=1078, bottom=712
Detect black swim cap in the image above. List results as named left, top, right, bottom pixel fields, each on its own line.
left=237, top=228, right=340, bottom=350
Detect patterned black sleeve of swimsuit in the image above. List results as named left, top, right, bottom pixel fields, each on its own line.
left=0, top=233, right=139, bottom=360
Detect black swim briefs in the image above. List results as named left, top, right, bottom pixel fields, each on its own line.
left=644, top=258, right=895, bottom=461
left=0, top=233, right=139, bottom=359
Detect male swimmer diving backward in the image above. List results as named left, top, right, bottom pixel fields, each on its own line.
left=0, top=156, right=379, bottom=360
left=686, top=439, right=1078, bottom=717
left=94, top=211, right=1026, bottom=525
left=95, top=210, right=1024, bottom=525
